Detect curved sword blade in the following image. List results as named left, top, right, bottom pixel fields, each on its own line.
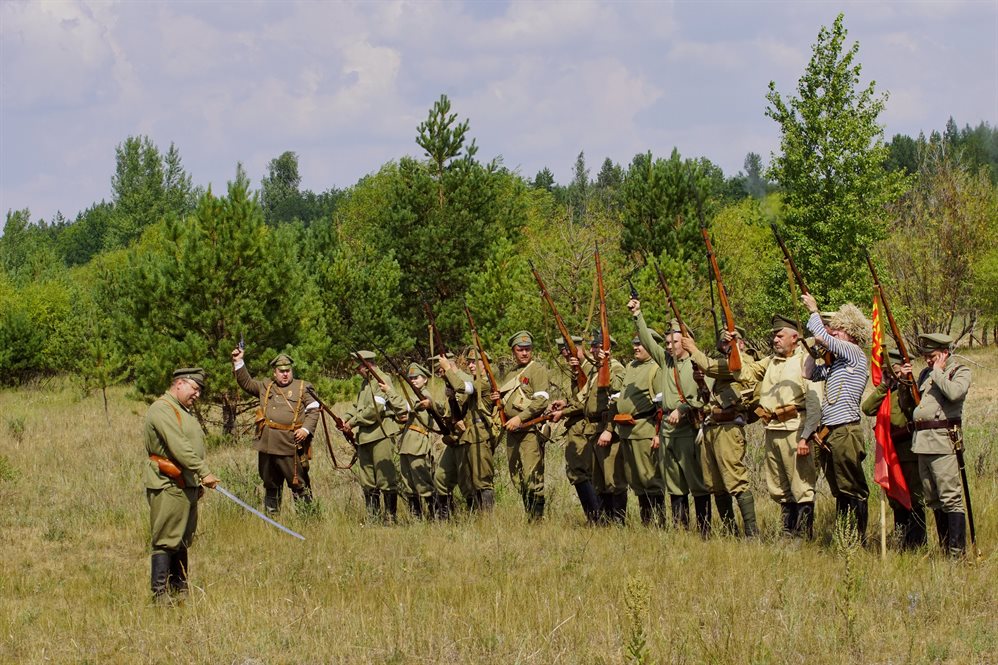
left=213, top=485, right=305, bottom=541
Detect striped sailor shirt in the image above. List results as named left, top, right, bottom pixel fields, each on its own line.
left=805, top=312, right=868, bottom=427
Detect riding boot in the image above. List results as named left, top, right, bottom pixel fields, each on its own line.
left=264, top=487, right=282, bottom=514
left=612, top=493, right=628, bottom=525
left=714, top=493, right=737, bottom=536
left=796, top=502, right=815, bottom=540
left=168, top=547, right=189, bottom=595
left=382, top=491, right=398, bottom=524
left=479, top=489, right=495, bottom=512
left=781, top=502, right=797, bottom=536
left=408, top=494, right=423, bottom=519
left=597, top=493, right=612, bottom=524
left=855, top=498, right=869, bottom=546
left=528, top=495, right=546, bottom=522
left=670, top=494, right=690, bottom=530
left=574, top=481, right=601, bottom=524
left=735, top=492, right=758, bottom=538
left=694, top=495, right=712, bottom=538
left=637, top=494, right=652, bottom=526
left=947, top=512, right=966, bottom=558
left=150, top=551, right=171, bottom=601
left=437, top=494, right=452, bottom=520
left=364, top=490, right=381, bottom=521
left=933, top=509, right=949, bottom=550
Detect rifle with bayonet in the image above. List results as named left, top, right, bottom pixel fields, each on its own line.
left=770, top=223, right=831, bottom=363
left=529, top=260, right=586, bottom=392
left=652, top=261, right=691, bottom=337
left=421, top=295, right=448, bottom=360
left=864, top=251, right=920, bottom=404
left=463, top=303, right=507, bottom=426
left=595, top=244, right=612, bottom=419
left=361, top=341, right=453, bottom=436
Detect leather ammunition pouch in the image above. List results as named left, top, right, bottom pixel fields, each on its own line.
left=150, top=454, right=186, bottom=489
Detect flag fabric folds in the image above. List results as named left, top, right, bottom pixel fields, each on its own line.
left=873, top=390, right=912, bottom=510
left=871, top=289, right=883, bottom=387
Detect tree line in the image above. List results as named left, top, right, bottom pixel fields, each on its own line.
left=1, top=14, right=996, bottom=431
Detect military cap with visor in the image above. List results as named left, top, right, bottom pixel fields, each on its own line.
left=269, top=353, right=294, bottom=369
left=407, top=362, right=431, bottom=378
left=917, top=333, right=953, bottom=353
left=770, top=314, right=800, bottom=334
left=508, top=331, right=534, bottom=348
left=173, top=367, right=206, bottom=388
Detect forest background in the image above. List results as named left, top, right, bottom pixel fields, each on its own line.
left=1, top=14, right=997, bottom=434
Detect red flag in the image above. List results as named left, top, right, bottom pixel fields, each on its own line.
left=870, top=289, right=883, bottom=386
left=873, top=388, right=912, bottom=509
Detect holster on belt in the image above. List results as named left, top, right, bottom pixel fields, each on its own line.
left=709, top=407, right=739, bottom=424
left=809, top=426, right=831, bottom=453
left=150, top=454, right=186, bottom=489
left=613, top=413, right=637, bottom=426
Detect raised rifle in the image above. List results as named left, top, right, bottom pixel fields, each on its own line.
left=770, top=223, right=830, bottom=363
left=361, top=340, right=453, bottom=436
left=463, top=303, right=507, bottom=426
left=421, top=294, right=448, bottom=360
left=864, top=250, right=920, bottom=404
left=698, top=225, right=742, bottom=371
left=652, top=260, right=690, bottom=337
left=529, top=260, right=586, bottom=392
left=595, top=245, right=613, bottom=420
left=305, top=385, right=357, bottom=469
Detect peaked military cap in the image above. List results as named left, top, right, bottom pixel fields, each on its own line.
left=917, top=333, right=953, bottom=352
left=354, top=350, right=376, bottom=362
left=173, top=367, right=206, bottom=388
left=771, top=314, right=800, bottom=334
left=590, top=330, right=618, bottom=347
left=428, top=352, right=455, bottom=362
left=407, top=362, right=430, bottom=378
left=508, top=331, right=533, bottom=348
left=886, top=347, right=904, bottom=364
left=270, top=353, right=294, bottom=369
left=555, top=335, right=584, bottom=347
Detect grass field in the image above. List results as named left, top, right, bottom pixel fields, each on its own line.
left=1, top=350, right=996, bottom=664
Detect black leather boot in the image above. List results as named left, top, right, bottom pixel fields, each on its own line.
left=612, top=493, right=628, bottom=525
left=796, top=502, right=815, bottom=540
left=670, top=495, right=690, bottom=529
left=597, top=493, right=612, bottom=524
left=574, top=481, right=601, bottom=524
left=855, top=498, right=869, bottom=546
left=907, top=504, right=927, bottom=549
left=714, top=493, right=736, bottom=536
left=264, top=487, right=282, bottom=514
left=694, top=495, right=712, bottom=538
left=408, top=494, right=423, bottom=519
left=383, top=491, right=398, bottom=524
left=528, top=495, right=546, bottom=522
left=638, top=494, right=652, bottom=526
left=735, top=492, right=758, bottom=538
left=947, top=512, right=966, bottom=558
left=933, top=509, right=949, bottom=550
left=168, top=547, right=188, bottom=595
left=151, top=552, right=171, bottom=601
left=364, top=490, right=381, bottom=520
left=781, top=502, right=797, bottom=536
left=479, top=489, right=495, bottom=512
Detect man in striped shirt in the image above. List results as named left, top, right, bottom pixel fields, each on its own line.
left=802, top=294, right=872, bottom=542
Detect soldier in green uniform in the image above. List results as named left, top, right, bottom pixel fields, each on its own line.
left=551, top=332, right=628, bottom=524
left=440, top=350, right=499, bottom=511
left=232, top=349, right=320, bottom=513
left=548, top=335, right=602, bottom=524
left=908, top=333, right=972, bottom=557
left=630, top=300, right=710, bottom=534
left=338, top=351, right=408, bottom=523
left=397, top=362, right=442, bottom=519
left=430, top=354, right=473, bottom=518
left=736, top=316, right=822, bottom=538
left=492, top=331, right=552, bottom=519
left=599, top=323, right=665, bottom=525
left=860, top=348, right=924, bottom=549
left=144, top=368, right=219, bottom=602
left=681, top=328, right=760, bottom=537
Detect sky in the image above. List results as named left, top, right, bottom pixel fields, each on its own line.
left=1, top=0, right=996, bottom=229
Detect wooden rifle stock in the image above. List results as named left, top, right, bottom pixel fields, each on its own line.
left=770, top=224, right=832, bottom=363
left=463, top=304, right=507, bottom=425
left=363, top=342, right=452, bottom=436
left=529, top=260, right=586, bottom=391
left=865, top=251, right=921, bottom=405
left=700, top=226, right=742, bottom=371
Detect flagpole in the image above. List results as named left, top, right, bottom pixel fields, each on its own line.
left=880, top=489, right=887, bottom=559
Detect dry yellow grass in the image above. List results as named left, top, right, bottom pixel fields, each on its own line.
left=1, top=350, right=996, bottom=664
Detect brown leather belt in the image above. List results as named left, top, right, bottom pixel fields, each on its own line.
left=406, top=424, right=430, bottom=436
left=914, top=418, right=961, bottom=431
left=708, top=407, right=740, bottom=424
left=891, top=423, right=914, bottom=441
